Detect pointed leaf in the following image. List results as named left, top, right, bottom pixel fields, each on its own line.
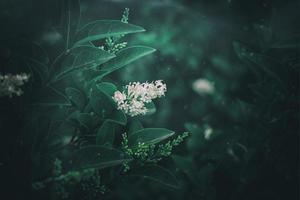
left=74, top=20, right=145, bottom=46
left=52, top=45, right=115, bottom=82
left=100, top=46, right=156, bottom=76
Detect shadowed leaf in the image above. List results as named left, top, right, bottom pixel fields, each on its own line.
left=71, top=145, right=131, bottom=170
left=65, top=87, right=86, bottom=110
left=131, top=165, right=180, bottom=189
left=96, top=120, right=117, bottom=145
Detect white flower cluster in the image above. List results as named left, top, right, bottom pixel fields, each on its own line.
left=0, top=73, right=30, bottom=97
left=112, top=80, right=167, bottom=117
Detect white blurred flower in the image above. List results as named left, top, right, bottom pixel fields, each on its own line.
left=192, top=78, right=215, bottom=95
left=112, top=80, right=167, bottom=117
left=0, top=73, right=30, bottom=97
left=41, top=30, right=62, bottom=45
left=204, top=126, right=213, bottom=140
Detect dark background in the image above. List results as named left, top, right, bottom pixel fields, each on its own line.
left=0, top=0, right=299, bottom=199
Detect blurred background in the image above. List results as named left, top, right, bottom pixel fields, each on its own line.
left=0, top=0, right=299, bottom=199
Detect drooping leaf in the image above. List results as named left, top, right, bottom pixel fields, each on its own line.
left=51, top=45, right=115, bottom=82
left=99, top=46, right=156, bottom=76
left=71, top=145, right=131, bottom=170
left=74, top=20, right=145, bottom=46
left=65, top=87, right=86, bottom=110
left=131, top=165, right=180, bottom=189
left=128, top=128, right=175, bottom=147
left=24, top=57, right=49, bottom=84
left=96, top=120, right=117, bottom=145
left=31, top=86, right=71, bottom=106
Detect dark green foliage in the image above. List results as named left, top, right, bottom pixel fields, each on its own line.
left=0, top=1, right=298, bottom=200
left=6, top=6, right=187, bottom=200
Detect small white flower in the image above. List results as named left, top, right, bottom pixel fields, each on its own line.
left=112, top=91, right=126, bottom=103
left=112, top=80, right=167, bottom=117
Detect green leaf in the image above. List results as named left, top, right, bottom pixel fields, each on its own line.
left=128, top=128, right=175, bottom=147
left=65, top=87, right=86, bottom=110
left=71, top=145, right=131, bottom=170
left=132, top=165, right=180, bottom=189
left=51, top=45, right=115, bottom=82
left=128, top=119, right=143, bottom=135
left=31, top=86, right=71, bottom=106
left=90, top=87, right=127, bottom=125
left=96, top=82, right=117, bottom=96
left=68, top=111, right=94, bottom=131
left=96, top=120, right=116, bottom=145
left=100, top=46, right=156, bottom=76
left=74, top=20, right=145, bottom=46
